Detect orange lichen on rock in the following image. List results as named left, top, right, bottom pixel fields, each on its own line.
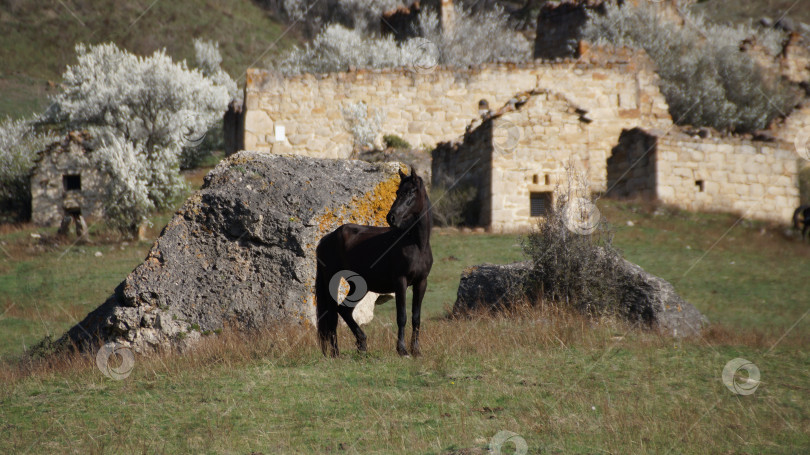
left=313, top=173, right=400, bottom=236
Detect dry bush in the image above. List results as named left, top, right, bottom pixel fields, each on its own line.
left=583, top=3, right=798, bottom=133
left=277, top=4, right=530, bottom=75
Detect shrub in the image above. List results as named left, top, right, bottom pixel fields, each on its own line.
left=429, top=184, right=478, bottom=227
left=522, top=171, right=626, bottom=316
left=275, top=0, right=405, bottom=37
left=341, top=101, right=384, bottom=151
left=91, top=130, right=154, bottom=232
left=383, top=134, right=411, bottom=149
left=0, top=117, right=57, bottom=222
left=50, top=42, right=233, bottom=229
left=583, top=3, right=797, bottom=133
left=277, top=4, right=530, bottom=75
left=417, top=5, right=531, bottom=67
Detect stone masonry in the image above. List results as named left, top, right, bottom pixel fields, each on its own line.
left=244, top=45, right=671, bottom=160
left=608, top=128, right=800, bottom=223
left=30, top=131, right=106, bottom=226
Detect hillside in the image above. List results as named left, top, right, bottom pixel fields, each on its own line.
left=691, top=0, right=810, bottom=27
left=2, top=0, right=809, bottom=120
left=0, top=0, right=297, bottom=119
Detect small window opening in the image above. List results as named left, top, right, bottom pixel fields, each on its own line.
left=544, top=174, right=551, bottom=185
left=63, top=174, right=81, bottom=191
left=532, top=174, right=539, bottom=184
left=695, top=180, right=704, bottom=192
left=530, top=192, right=552, bottom=217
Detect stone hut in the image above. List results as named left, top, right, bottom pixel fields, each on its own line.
left=607, top=127, right=800, bottom=223
left=30, top=131, right=106, bottom=226
left=432, top=89, right=599, bottom=233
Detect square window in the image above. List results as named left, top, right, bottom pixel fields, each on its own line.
left=63, top=174, right=81, bottom=191
left=530, top=192, right=552, bottom=217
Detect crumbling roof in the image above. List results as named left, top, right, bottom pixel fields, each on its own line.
left=33, top=130, right=94, bottom=164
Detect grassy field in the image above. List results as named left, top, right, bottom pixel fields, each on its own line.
left=1, top=180, right=809, bottom=453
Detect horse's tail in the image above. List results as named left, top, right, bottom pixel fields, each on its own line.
left=315, top=240, right=338, bottom=356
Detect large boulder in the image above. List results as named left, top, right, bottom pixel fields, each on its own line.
left=453, top=258, right=707, bottom=337
left=55, top=152, right=403, bottom=353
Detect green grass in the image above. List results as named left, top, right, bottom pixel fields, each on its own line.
left=1, top=199, right=809, bottom=453
left=0, top=0, right=297, bottom=119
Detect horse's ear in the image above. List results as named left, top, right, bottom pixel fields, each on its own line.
left=399, top=168, right=407, bottom=180
left=410, top=165, right=418, bottom=179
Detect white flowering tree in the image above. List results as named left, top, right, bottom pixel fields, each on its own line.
left=90, top=129, right=154, bottom=231
left=52, top=42, right=233, bottom=230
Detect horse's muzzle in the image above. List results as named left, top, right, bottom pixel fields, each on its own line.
left=386, top=213, right=396, bottom=227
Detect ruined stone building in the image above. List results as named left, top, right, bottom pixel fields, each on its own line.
left=243, top=45, right=670, bottom=161
left=432, top=89, right=599, bottom=232
left=607, top=128, right=800, bottom=223
left=30, top=131, right=105, bottom=226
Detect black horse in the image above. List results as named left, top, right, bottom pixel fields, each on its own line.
left=794, top=205, right=810, bottom=242
left=315, top=167, right=433, bottom=357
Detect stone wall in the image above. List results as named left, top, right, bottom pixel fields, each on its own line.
left=432, top=89, right=599, bottom=232
left=244, top=46, right=671, bottom=160
left=489, top=91, right=594, bottom=232
left=30, top=131, right=106, bottom=226
left=609, top=128, right=800, bottom=223
left=773, top=104, right=810, bottom=164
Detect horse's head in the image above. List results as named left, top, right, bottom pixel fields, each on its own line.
left=387, top=166, right=428, bottom=230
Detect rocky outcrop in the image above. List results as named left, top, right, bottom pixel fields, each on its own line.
left=453, top=258, right=707, bottom=337
left=453, top=262, right=532, bottom=312
left=55, top=152, right=404, bottom=353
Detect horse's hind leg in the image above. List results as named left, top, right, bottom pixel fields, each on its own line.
left=338, top=305, right=367, bottom=352
left=317, top=302, right=339, bottom=357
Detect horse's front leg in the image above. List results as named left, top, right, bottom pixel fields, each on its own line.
left=410, top=278, right=427, bottom=357
left=395, top=278, right=409, bottom=356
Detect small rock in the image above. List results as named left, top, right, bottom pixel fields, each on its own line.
left=626, top=220, right=634, bottom=227
left=94, top=251, right=103, bottom=257
left=30, top=233, right=41, bottom=239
